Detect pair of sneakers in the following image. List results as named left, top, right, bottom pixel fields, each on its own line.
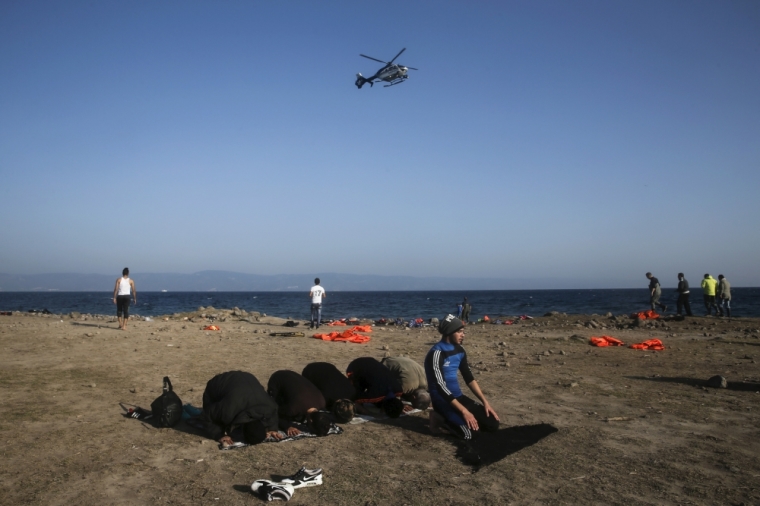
left=251, top=467, right=323, bottom=501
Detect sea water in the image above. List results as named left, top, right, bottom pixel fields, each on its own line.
left=1, top=289, right=758, bottom=319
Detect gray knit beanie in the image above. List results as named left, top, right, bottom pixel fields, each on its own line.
left=438, top=314, right=464, bottom=336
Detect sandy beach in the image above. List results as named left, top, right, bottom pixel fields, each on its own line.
left=1, top=310, right=759, bottom=505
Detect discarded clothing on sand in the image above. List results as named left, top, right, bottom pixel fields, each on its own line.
left=589, top=336, right=625, bottom=347
left=629, top=339, right=665, bottom=351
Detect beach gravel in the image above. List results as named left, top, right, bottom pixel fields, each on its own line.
left=0, top=312, right=759, bottom=504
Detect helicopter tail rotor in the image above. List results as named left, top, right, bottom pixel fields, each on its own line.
left=355, top=73, right=369, bottom=89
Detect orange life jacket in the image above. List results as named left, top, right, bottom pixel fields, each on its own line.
left=590, top=336, right=625, bottom=347
left=203, top=325, right=220, bottom=331
left=632, top=310, right=659, bottom=320
left=629, top=339, right=665, bottom=350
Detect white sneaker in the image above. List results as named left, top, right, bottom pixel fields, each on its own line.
left=251, top=480, right=295, bottom=501
left=279, top=466, right=323, bottom=489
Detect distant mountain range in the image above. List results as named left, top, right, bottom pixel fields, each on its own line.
left=0, top=270, right=629, bottom=291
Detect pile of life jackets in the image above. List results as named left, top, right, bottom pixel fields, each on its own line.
left=312, top=325, right=372, bottom=344
left=589, top=335, right=665, bottom=350
left=631, top=310, right=659, bottom=320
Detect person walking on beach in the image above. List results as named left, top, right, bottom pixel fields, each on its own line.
left=309, top=278, right=326, bottom=329
left=113, top=268, right=136, bottom=330
left=646, top=273, right=668, bottom=313
left=456, top=302, right=463, bottom=319
left=461, top=297, right=472, bottom=323
left=717, top=275, right=731, bottom=317
left=675, top=273, right=693, bottom=317
left=701, top=274, right=718, bottom=316
left=425, top=314, right=499, bottom=464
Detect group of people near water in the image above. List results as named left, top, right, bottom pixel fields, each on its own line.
left=200, top=312, right=499, bottom=462
left=646, top=272, right=732, bottom=317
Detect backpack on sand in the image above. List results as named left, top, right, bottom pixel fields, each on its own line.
left=150, top=377, right=183, bottom=428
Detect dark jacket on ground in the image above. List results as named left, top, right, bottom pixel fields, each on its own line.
left=200, top=371, right=279, bottom=441
left=302, top=362, right=356, bottom=407
left=267, top=370, right=326, bottom=429
left=346, top=357, right=402, bottom=404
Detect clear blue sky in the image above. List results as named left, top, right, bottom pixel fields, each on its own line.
left=1, top=1, right=759, bottom=288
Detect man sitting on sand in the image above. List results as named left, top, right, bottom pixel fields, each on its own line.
left=425, top=314, right=499, bottom=440
left=200, top=371, right=282, bottom=447
left=301, top=362, right=356, bottom=423
left=346, top=357, right=404, bottom=418
left=381, top=356, right=431, bottom=411
left=267, top=370, right=332, bottom=436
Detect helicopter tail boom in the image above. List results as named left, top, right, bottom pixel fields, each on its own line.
left=355, top=73, right=373, bottom=89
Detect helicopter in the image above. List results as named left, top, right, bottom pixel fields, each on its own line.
left=355, top=48, right=418, bottom=89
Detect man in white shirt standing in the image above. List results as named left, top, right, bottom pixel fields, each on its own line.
left=309, top=278, right=326, bottom=329
left=113, top=267, right=137, bottom=330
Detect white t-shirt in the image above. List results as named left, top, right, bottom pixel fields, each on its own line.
left=118, top=277, right=132, bottom=296
left=310, top=285, right=325, bottom=304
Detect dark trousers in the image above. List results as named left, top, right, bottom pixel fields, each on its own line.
left=310, top=303, right=322, bottom=327
left=650, top=294, right=667, bottom=311
left=116, top=295, right=131, bottom=318
left=703, top=295, right=717, bottom=315
left=445, top=395, right=499, bottom=440
left=676, top=293, right=692, bottom=316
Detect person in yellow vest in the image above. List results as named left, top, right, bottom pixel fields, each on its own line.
left=700, top=274, right=718, bottom=316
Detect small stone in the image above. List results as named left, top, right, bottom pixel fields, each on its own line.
left=543, top=351, right=551, bottom=356
left=383, top=351, right=391, bottom=358
left=129, top=387, right=136, bottom=393
left=85, top=333, right=94, bottom=337
left=89, top=383, right=96, bottom=388
left=560, top=350, right=567, bottom=356
left=706, top=375, right=727, bottom=388
left=570, top=382, right=579, bottom=388
left=381, top=345, right=389, bottom=350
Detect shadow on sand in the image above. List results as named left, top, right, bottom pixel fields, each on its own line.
left=378, top=415, right=558, bottom=467
left=627, top=376, right=760, bottom=392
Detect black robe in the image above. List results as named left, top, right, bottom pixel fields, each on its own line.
left=200, top=371, right=279, bottom=441
left=301, top=362, right=357, bottom=407
left=346, top=357, right=402, bottom=404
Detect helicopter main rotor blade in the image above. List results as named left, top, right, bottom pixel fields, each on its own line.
left=360, top=54, right=387, bottom=64
left=389, top=47, right=406, bottom=64
left=402, top=66, right=418, bottom=70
